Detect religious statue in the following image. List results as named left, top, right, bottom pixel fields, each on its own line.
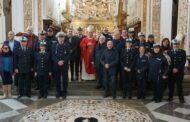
left=73, top=0, right=117, bottom=20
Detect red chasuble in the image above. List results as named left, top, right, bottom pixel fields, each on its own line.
left=80, top=37, right=96, bottom=74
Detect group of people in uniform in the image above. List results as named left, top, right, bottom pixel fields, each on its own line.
left=0, top=25, right=186, bottom=103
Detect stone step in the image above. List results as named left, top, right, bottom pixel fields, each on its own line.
left=0, top=76, right=189, bottom=96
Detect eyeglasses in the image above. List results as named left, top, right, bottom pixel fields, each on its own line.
left=3, top=47, right=8, bottom=50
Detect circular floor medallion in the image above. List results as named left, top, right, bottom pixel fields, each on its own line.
left=20, top=100, right=152, bottom=122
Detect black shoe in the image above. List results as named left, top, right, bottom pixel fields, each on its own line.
left=17, top=95, right=23, bottom=99
left=62, top=95, right=67, bottom=99
left=103, top=94, right=109, bottom=98
left=38, top=95, right=42, bottom=99
left=75, top=77, right=79, bottom=81
left=43, top=95, right=47, bottom=99
left=122, top=95, right=126, bottom=99
left=35, top=87, right=39, bottom=90
left=137, top=96, right=141, bottom=100
left=167, top=97, right=173, bottom=102
left=180, top=99, right=185, bottom=103
left=71, top=78, right=74, bottom=81
left=151, top=98, right=155, bottom=101
left=96, top=85, right=102, bottom=89
left=128, top=96, right=132, bottom=99
left=155, top=99, right=161, bottom=103
left=142, top=96, right=146, bottom=100
left=26, top=95, right=31, bottom=98
left=56, top=94, right=60, bottom=99
left=113, top=96, right=116, bottom=99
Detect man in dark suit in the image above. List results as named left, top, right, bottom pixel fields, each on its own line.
left=76, top=27, right=86, bottom=78
left=14, top=36, right=34, bottom=98
left=4, top=31, right=20, bottom=52
left=24, top=26, right=39, bottom=90
left=91, top=34, right=107, bottom=89
left=65, top=28, right=80, bottom=81
left=100, top=41, right=119, bottom=99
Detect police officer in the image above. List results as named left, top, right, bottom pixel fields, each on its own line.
left=100, top=41, right=118, bottom=99
left=168, top=39, right=186, bottom=103
left=65, top=28, right=80, bottom=81
left=133, top=32, right=150, bottom=54
left=14, top=36, right=34, bottom=98
left=34, top=30, right=49, bottom=56
left=91, top=34, right=107, bottom=89
left=52, top=32, right=71, bottom=99
left=45, top=28, right=58, bottom=47
left=34, top=41, right=52, bottom=99
left=147, top=34, right=155, bottom=53
left=134, top=45, right=149, bottom=99
left=45, top=28, right=57, bottom=89
left=128, top=28, right=139, bottom=44
left=33, top=30, right=49, bottom=90
left=120, top=38, right=136, bottom=99
left=148, top=43, right=169, bottom=103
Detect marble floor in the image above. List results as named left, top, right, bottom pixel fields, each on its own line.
left=0, top=95, right=190, bottom=122
left=0, top=80, right=190, bottom=122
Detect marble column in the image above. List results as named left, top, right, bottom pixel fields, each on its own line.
left=0, top=0, right=6, bottom=42
left=23, top=0, right=33, bottom=31
left=151, top=0, right=161, bottom=42
left=160, top=0, right=173, bottom=40
left=11, top=0, right=24, bottom=33
left=32, top=0, right=38, bottom=35
left=146, top=0, right=152, bottom=35
left=187, top=0, right=190, bottom=55
left=177, top=0, right=188, bottom=50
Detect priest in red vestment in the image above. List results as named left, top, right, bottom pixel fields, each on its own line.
left=80, top=25, right=96, bottom=81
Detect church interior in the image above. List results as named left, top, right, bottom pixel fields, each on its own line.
left=0, top=0, right=190, bottom=122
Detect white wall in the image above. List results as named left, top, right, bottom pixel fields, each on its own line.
left=160, top=0, right=173, bottom=41
left=11, top=0, right=24, bottom=33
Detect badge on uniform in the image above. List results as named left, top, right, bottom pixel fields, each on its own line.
left=156, top=58, right=161, bottom=61
left=141, top=59, right=146, bottom=62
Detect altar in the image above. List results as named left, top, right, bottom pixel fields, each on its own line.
left=61, top=0, right=127, bottom=33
